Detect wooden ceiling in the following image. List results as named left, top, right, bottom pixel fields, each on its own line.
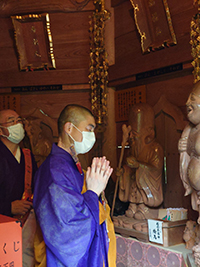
left=0, top=0, right=198, bottom=88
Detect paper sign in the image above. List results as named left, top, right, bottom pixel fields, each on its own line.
left=0, top=94, right=20, bottom=114
left=0, top=215, right=22, bottom=267
left=148, top=219, right=163, bottom=244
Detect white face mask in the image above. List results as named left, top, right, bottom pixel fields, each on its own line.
left=69, top=124, right=96, bottom=154
left=0, top=123, right=25, bottom=144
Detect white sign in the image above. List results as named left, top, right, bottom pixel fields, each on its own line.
left=148, top=219, right=163, bottom=244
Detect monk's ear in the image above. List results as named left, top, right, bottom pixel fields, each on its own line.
left=145, top=128, right=155, bottom=144
left=63, top=122, right=72, bottom=135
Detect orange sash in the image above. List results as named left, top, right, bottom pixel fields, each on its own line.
left=22, top=148, right=33, bottom=202
left=14, top=148, right=33, bottom=226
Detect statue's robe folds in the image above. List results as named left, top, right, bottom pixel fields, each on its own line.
left=179, top=123, right=200, bottom=212
left=119, top=140, right=164, bottom=207
left=33, top=144, right=114, bottom=267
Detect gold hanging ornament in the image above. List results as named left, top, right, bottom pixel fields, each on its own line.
left=88, top=0, right=110, bottom=127
left=194, top=0, right=200, bottom=8
left=190, top=1, right=200, bottom=83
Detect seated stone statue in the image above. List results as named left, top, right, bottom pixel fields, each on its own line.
left=117, top=103, right=164, bottom=221
left=178, top=81, right=200, bottom=223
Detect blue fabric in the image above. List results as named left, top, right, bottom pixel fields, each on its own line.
left=33, top=144, right=108, bottom=267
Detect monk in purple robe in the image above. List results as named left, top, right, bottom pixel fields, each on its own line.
left=0, top=109, right=37, bottom=217
left=33, top=104, right=114, bottom=267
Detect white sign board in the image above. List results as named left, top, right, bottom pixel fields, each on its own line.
left=148, top=219, right=163, bottom=244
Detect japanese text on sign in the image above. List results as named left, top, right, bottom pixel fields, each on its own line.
left=0, top=261, right=15, bottom=266
left=148, top=219, right=163, bottom=244
left=0, top=95, right=20, bottom=114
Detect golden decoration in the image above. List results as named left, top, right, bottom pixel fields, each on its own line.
left=129, top=0, right=146, bottom=52
left=190, top=2, right=200, bottom=83
left=148, top=0, right=155, bottom=7
left=194, top=0, right=200, bottom=8
left=152, top=12, right=158, bottom=23
left=12, top=13, right=55, bottom=71
left=130, top=0, right=176, bottom=53
left=89, top=0, right=110, bottom=126
left=162, top=0, right=177, bottom=44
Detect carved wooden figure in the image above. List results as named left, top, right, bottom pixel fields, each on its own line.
left=179, top=81, right=200, bottom=222
left=115, top=103, right=164, bottom=232
left=179, top=81, right=200, bottom=264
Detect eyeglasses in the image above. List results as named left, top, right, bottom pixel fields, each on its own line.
left=0, top=117, right=24, bottom=126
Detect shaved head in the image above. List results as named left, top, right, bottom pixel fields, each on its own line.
left=57, top=104, right=94, bottom=136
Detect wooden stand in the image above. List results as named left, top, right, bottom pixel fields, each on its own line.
left=161, top=219, right=187, bottom=247
left=114, top=215, right=187, bottom=247
left=113, top=215, right=149, bottom=242
left=115, top=225, right=149, bottom=242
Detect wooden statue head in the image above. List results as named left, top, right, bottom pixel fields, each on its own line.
left=186, top=80, right=200, bottom=126
left=128, top=103, right=155, bottom=145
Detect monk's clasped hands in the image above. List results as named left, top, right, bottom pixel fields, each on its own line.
left=86, top=156, right=113, bottom=196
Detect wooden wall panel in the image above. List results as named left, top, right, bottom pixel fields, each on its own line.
left=114, top=0, right=135, bottom=38
left=0, top=18, right=14, bottom=46
left=20, top=90, right=91, bottom=119
left=0, top=18, right=19, bottom=72
left=109, top=0, right=197, bottom=83
left=0, top=69, right=89, bottom=87
left=102, top=88, right=117, bottom=180
left=50, top=12, right=91, bottom=69
left=0, top=0, right=94, bottom=17
left=53, top=42, right=90, bottom=69
left=0, top=11, right=92, bottom=87
left=0, top=49, right=19, bottom=72
left=146, top=74, right=194, bottom=110
left=50, top=12, right=91, bottom=43
left=111, top=0, right=127, bottom=8
left=54, top=41, right=90, bottom=69
left=167, top=0, right=195, bottom=15
left=109, top=32, right=192, bottom=81
left=171, top=10, right=195, bottom=37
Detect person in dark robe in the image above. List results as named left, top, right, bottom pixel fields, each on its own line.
left=0, top=109, right=37, bottom=217
left=33, top=104, right=115, bottom=267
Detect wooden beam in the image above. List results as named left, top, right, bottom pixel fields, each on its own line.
left=0, top=0, right=94, bottom=17
left=0, top=69, right=90, bottom=87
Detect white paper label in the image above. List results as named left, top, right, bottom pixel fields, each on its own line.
left=148, top=219, right=163, bottom=244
